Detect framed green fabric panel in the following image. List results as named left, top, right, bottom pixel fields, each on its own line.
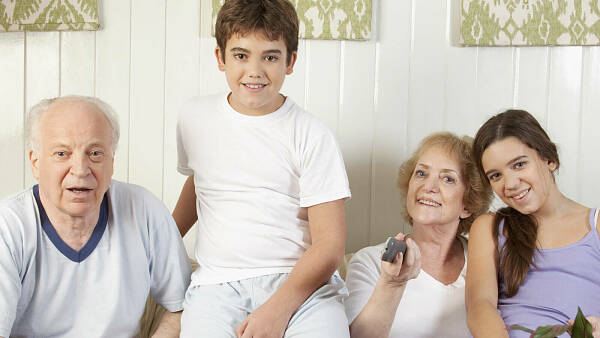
left=460, top=0, right=600, bottom=46
left=0, top=0, right=99, bottom=32
left=211, top=0, right=372, bottom=40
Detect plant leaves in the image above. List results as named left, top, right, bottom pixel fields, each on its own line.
left=508, top=324, right=534, bottom=333
left=572, top=307, right=594, bottom=338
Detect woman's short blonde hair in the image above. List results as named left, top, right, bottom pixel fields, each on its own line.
left=397, top=132, right=492, bottom=235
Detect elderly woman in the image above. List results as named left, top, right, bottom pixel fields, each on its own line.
left=344, top=132, right=493, bottom=338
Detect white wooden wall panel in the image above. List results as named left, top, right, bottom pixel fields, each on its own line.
left=24, top=32, right=61, bottom=188
left=339, top=41, right=376, bottom=252
left=514, top=48, right=549, bottom=118
left=0, top=33, right=25, bottom=198
left=95, top=0, right=131, bottom=183
left=546, top=48, right=583, bottom=200
left=579, top=48, right=600, bottom=206
left=128, top=0, right=166, bottom=199
left=60, top=31, right=95, bottom=96
left=163, top=0, right=201, bottom=210
left=304, top=40, right=341, bottom=135
left=281, top=40, right=306, bottom=107
left=407, top=0, right=448, bottom=153
left=0, top=0, right=599, bottom=254
left=369, top=0, right=411, bottom=242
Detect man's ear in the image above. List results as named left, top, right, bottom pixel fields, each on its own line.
left=29, top=150, right=40, bottom=180
left=285, top=51, right=297, bottom=75
left=215, top=46, right=226, bottom=72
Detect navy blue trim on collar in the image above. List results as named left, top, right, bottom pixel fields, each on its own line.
left=33, top=185, right=109, bottom=263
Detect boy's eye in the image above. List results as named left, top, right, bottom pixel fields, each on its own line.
left=233, top=53, right=246, bottom=60
left=265, top=55, right=279, bottom=62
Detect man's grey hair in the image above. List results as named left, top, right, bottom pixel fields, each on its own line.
left=25, top=95, right=120, bottom=154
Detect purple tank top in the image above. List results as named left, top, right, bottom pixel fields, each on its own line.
left=497, top=208, right=600, bottom=338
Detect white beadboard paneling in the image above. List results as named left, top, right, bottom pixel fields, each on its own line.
left=445, top=47, right=478, bottom=137
left=95, top=0, right=132, bottom=183
left=163, top=0, right=201, bottom=211
left=60, top=31, right=95, bottom=96
left=128, top=0, right=167, bottom=198
left=0, top=33, right=25, bottom=198
left=199, top=37, right=229, bottom=96
left=25, top=32, right=60, bottom=189
left=514, top=47, right=549, bottom=119
left=304, top=40, right=341, bottom=135
left=369, top=0, right=411, bottom=244
left=280, top=39, right=306, bottom=108
left=476, top=47, right=515, bottom=121
left=338, top=40, right=377, bottom=253
left=577, top=47, right=599, bottom=207
left=407, top=0, right=448, bottom=153
left=546, top=47, right=583, bottom=200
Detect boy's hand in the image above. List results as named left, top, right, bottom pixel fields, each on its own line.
left=235, top=299, right=292, bottom=338
left=380, top=233, right=421, bottom=288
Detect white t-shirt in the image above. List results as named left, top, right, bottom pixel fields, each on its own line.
left=177, top=93, right=351, bottom=285
left=344, top=237, right=469, bottom=338
left=0, top=181, right=192, bottom=338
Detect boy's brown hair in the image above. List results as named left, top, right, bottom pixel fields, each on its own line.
left=215, top=0, right=299, bottom=65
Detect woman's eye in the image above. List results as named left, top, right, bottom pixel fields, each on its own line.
left=443, top=176, right=456, bottom=183
left=488, top=173, right=501, bottom=181
left=415, top=170, right=425, bottom=177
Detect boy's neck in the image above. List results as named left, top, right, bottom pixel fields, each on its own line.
left=227, top=92, right=286, bottom=116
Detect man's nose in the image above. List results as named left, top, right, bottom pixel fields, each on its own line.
left=69, top=153, right=91, bottom=177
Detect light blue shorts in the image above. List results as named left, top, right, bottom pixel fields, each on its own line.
left=180, top=273, right=350, bottom=338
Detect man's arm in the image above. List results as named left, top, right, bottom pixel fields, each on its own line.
left=172, top=175, right=197, bottom=237
left=235, top=199, right=346, bottom=338
left=150, top=311, right=182, bottom=338
left=466, top=213, right=508, bottom=338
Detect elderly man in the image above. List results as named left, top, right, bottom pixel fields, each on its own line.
left=0, top=96, right=191, bottom=337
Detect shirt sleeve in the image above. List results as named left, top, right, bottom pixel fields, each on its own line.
left=176, top=108, right=194, bottom=177
left=0, top=210, right=22, bottom=337
left=146, top=194, right=192, bottom=312
left=344, top=245, right=383, bottom=324
left=298, top=124, right=351, bottom=207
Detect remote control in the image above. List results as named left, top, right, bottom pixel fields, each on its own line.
left=381, top=237, right=407, bottom=263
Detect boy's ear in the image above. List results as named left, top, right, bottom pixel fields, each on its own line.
left=215, top=46, right=226, bottom=71
left=285, top=51, right=297, bottom=75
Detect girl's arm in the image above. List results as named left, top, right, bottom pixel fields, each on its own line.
left=466, top=213, right=508, bottom=338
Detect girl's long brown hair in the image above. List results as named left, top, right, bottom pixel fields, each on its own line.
left=473, top=110, right=559, bottom=297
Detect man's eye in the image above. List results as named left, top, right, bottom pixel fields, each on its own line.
left=56, top=151, right=66, bottom=157
left=90, top=151, right=103, bottom=157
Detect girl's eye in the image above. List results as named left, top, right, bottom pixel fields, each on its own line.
left=514, top=161, right=526, bottom=169
left=488, top=172, right=501, bottom=181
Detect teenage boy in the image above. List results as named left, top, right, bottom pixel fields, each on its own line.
left=174, top=0, right=351, bottom=337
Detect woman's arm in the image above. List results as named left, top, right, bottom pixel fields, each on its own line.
left=466, top=213, right=508, bottom=338
left=349, top=234, right=421, bottom=338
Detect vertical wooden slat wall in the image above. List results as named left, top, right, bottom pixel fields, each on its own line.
left=0, top=0, right=599, bottom=254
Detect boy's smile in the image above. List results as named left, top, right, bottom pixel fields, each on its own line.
left=216, top=32, right=297, bottom=116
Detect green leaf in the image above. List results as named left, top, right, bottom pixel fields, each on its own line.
left=572, top=307, right=594, bottom=338
left=508, top=324, right=534, bottom=333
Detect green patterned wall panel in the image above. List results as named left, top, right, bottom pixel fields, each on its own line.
left=212, top=0, right=372, bottom=40
left=461, top=0, right=600, bottom=45
left=0, top=0, right=99, bottom=32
